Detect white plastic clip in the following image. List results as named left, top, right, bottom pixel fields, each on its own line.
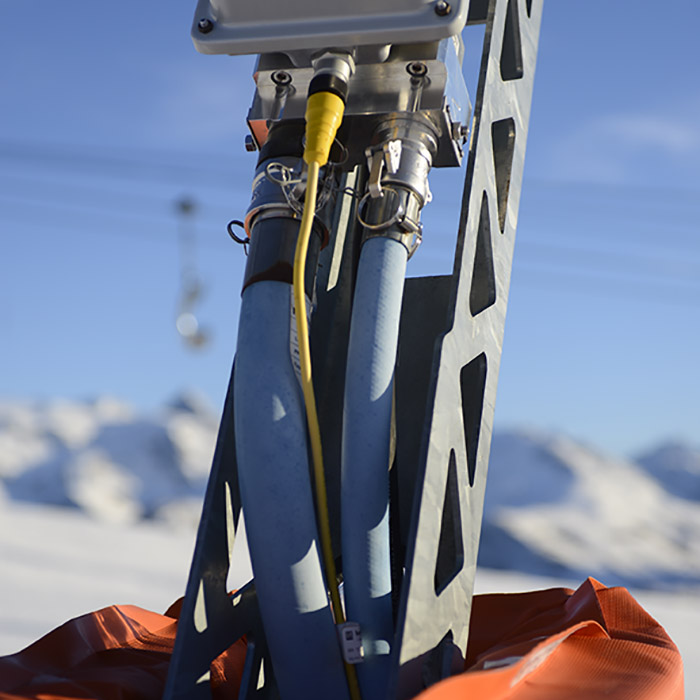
left=337, top=622, right=364, bottom=664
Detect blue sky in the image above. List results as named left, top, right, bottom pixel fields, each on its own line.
left=2, top=1, right=699, bottom=457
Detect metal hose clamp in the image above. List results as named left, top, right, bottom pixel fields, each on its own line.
left=356, top=187, right=406, bottom=231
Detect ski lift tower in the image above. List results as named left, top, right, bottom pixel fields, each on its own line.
left=165, top=0, right=543, bottom=697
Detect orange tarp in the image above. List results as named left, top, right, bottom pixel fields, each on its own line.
left=0, top=578, right=683, bottom=699
left=425, top=577, right=683, bottom=699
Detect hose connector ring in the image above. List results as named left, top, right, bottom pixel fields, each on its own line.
left=356, top=188, right=405, bottom=231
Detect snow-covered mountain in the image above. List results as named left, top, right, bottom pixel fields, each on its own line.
left=479, top=430, right=700, bottom=590
left=635, top=441, right=700, bottom=502
left=1, top=395, right=699, bottom=590
left=0, top=393, right=217, bottom=526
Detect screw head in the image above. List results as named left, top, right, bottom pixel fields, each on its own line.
left=451, top=122, right=469, bottom=144
left=271, top=70, right=292, bottom=86
left=197, top=18, right=214, bottom=33
left=434, top=0, right=451, bottom=16
left=406, top=61, right=428, bottom=77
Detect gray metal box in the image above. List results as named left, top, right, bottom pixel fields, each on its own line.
left=192, top=0, right=469, bottom=56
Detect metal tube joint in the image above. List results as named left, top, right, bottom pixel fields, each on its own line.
left=358, top=114, right=439, bottom=256
left=241, top=125, right=338, bottom=294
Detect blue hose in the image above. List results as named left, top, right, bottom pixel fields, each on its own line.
left=342, top=236, right=408, bottom=700
left=234, top=281, right=349, bottom=700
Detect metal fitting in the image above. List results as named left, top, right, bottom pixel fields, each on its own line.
left=406, top=61, right=428, bottom=78
left=369, top=115, right=439, bottom=204
left=271, top=70, right=292, bottom=86
left=197, top=18, right=214, bottom=33
left=245, top=156, right=302, bottom=233
left=241, top=124, right=337, bottom=293
left=311, top=51, right=356, bottom=84
left=247, top=37, right=470, bottom=168
left=360, top=114, right=439, bottom=256
left=242, top=155, right=325, bottom=295
left=358, top=187, right=424, bottom=257
left=434, top=1, right=452, bottom=16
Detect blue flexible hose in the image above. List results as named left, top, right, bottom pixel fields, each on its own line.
left=234, top=280, right=349, bottom=700
left=342, top=235, right=408, bottom=700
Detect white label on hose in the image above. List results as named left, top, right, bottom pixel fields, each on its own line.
left=289, top=291, right=311, bottom=388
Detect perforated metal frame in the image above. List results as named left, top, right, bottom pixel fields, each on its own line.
left=390, top=0, right=543, bottom=693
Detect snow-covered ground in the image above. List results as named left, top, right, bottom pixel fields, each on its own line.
left=1, top=396, right=699, bottom=694
left=0, top=501, right=697, bottom=695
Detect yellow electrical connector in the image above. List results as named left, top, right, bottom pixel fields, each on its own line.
left=293, top=88, right=363, bottom=700
left=303, top=91, right=345, bottom=165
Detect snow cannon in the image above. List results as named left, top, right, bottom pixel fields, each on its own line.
left=168, top=1, right=546, bottom=698
left=0, top=2, right=687, bottom=699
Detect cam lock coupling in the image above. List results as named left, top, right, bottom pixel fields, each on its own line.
left=365, top=140, right=403, bottom=199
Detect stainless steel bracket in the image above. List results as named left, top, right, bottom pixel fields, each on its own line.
left=389, top=0, right=544, bottom=695
left=247, top=37, right=470, bottom=170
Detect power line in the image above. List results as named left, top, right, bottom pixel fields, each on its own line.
left=516, top=239, right=700, bottom=280
left=0, top=172, right=245, bottom=214
left=4, top=175, right=699, bottom=256
left=0, top=209, right=236, bottom=252
left=3, top=192, right=699, bottom=288
left=0, top=140, right=254, bottom=189
left=525, top=176, right=700, bottom=204
left=0, top=190, right=242, bottom=229
left=4, top=153, right=699, bottom=259
left=3, top=138, right=700, bottom=201
left=512, top=262, right=700, bottom=308
left=3, top=214, right=698, bottom=311
left=3, top=141, right=699, bottom=309
left=3, top=140, right=699, bottom=269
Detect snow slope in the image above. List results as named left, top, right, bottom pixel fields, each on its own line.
left=2, top=396, right=700, bottom=592
left=637, top=441, right=700, bottom=502
left=479, top=430, right=700, bottom=590
left=0, top=501, right=696, bottom=695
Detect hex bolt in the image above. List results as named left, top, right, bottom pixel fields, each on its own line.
left=271, top=71, right=292, bottom=86
left=197, top=18, right=214, bottom=33
left=434, top=0, right=451, bottom=16
left=406, top=61, right=428, bottom=77
left=451, top=122, right=469, bottom=144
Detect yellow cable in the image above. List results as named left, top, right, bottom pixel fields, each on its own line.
left=292, top=160, right=337, bottom=615
left=293, top=89, right=362, bottom=700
